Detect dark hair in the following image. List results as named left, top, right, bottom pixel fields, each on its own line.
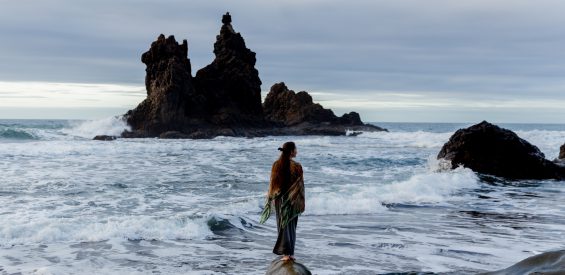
left=269, top=142, right=296, bottom=197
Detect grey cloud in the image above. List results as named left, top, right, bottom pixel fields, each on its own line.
left=1, top=0, right=565, bottom=121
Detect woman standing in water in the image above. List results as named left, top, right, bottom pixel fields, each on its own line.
left=260, top=141, right=305, bottom=261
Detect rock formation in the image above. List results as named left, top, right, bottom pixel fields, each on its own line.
left=265, top=258, right=312, bottom=275
left=263, top=82, right=385, bottom=135
left=124, top=34, right=198, bottom=137
left=480, top=250, right=565, bottom=275
left=438, top=121, right=565, bottom=180
left=264, top=82, right=361, bottom=126
left=93, top=135, right=117, bottom=141
left=559, top=144, right=565, bottom=160
left=121, top=13, right=385, bottom=139
left=193, top=11, right=265, bottom=126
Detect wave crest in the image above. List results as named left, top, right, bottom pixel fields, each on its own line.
left=305, top=167, right=478, bottom=215
left=0, top=128, right=37, bottom=140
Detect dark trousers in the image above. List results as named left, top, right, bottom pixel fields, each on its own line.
left=273, top=214, right=298, bottom=256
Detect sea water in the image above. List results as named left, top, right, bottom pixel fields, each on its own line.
left=0, top=118, right=564, bottom=274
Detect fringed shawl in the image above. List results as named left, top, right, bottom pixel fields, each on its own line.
left=259, top=160, right=305, bottom=228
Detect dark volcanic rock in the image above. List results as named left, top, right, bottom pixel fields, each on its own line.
left=193, top=12, right=264, bottom=126
left=123, top=12, right=265, bottom=138
left=263, top=82, right=385, bottom=134
left=93, top=135, right=117, bottom=141
left=438, top=121, right=564, bottom=180
left=124, top=34, right=200, bottom=136
left=559, top=144, right=565, bottom=159
left=159, top=131, right=191, bottom=139
left=124, top=12, right=265, bottom=138
left=480, top=250, right=565, bottom=275
left=266, top=258, right=312, bottom=275
left=119, top=13, right=386, bottom=139
left=264, top=82, right=338, bottom=126
left=337, top=111, right=364, bottom=126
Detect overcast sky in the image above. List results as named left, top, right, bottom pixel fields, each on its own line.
left=1, top=0, right=565, bottom=122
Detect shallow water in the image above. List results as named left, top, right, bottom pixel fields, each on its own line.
left=0, top=119, right=564, bottom=274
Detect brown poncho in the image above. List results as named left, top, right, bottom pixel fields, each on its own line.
left=259, top=160, right=305, bottom=228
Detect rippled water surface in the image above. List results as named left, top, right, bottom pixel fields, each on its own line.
left=0, top=119, right=564, bottom=274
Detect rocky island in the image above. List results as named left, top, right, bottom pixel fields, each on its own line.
left=121, top=12, right=385, bottom=139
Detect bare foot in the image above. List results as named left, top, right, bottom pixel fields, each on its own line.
left=281, top=255, right=291, bottom=261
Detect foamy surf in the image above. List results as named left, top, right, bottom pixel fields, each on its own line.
left=0, top=215, right=211, bottom=247
left=305, top=167, right=478, bottom=216
left=61, top=116, right=130, bottom=139
left=348, top=130, right=453, bottom=148
left=1, top=120, right=564, bottom=274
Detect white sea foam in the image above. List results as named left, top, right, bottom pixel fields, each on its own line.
left=0, top=215, right=210, bottom=246
left=1, top=121, right=564, bottom=274
left=305, top=167, right=479, bottom=215
left=515, top=130, right=565, bottom=159
left=62, top=116, right=130, bottom=139
left=376, top=167, right=479, bottom=204
left=306, top=187, right=388, bottom=215
left=355, top=130, right=452, bottom=148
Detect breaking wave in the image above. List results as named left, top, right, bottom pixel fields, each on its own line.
left=62, top=116, right=130, bottom=139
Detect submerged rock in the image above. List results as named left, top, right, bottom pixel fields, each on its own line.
left=480, top=250, right=565, bottom=275
left=437, top=121, right=564, bottom=180
left=93, top=135, right=117, bottom=141
left=265, top=258, right=312, bottom=275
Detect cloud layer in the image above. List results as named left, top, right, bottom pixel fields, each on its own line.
left=1, top=1, right=565, bottom=122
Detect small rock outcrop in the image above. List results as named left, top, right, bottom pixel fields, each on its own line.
left=480, top=250, right=565, bottom=275
left=438, top=121, right=564, bottom=180
left=93, top=135, right=117, bottom=141
left=120, top=13, right=386, bottom=139
left=559, top=144, right=565, bottom=160
left=264, top=82, right=359, bottom=126
left=263, top=82, right=386, bottom=135
left=266, top=258, right=312, bottom=275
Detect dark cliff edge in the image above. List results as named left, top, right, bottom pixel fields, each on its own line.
left=120, top=12, right=386, bottom=139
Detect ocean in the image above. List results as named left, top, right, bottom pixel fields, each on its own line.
left=0, top=118, right=564, bottom=274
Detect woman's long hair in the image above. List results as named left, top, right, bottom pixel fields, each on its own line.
left=268, top=141, right=296, bottom=197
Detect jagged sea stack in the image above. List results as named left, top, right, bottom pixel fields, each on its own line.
left=193, top=12, right=264, bottom=126
left=124, top=35, right=197, bottom=137
left=123, top=13, right=265, bottom=138
left=121, top=13, right=386, bottom=138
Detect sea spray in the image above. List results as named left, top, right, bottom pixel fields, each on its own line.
left=62, top=116, right=130, bottom=139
